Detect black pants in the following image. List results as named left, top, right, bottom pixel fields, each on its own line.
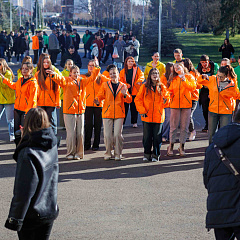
left=214, top=226, right=240, bottom=240
left=199, top=87, right=209, bottom=129
left=17, top=221, right=54, bottom=240
left=6, top=48, right=12, bottom=62
left=103, top=49, right=113, bottom=63
left=143, top=122, right=163, bottom=159
left=124, top=95, right=138, bottom=125
left=33, top=49, right=38, bottom=64
left=84, top=107, right=102, bottom=149
left=48, top=49, right=59, bottom=65
left=14, top=109, right=25, bottom=146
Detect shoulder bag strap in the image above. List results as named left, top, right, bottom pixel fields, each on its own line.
left=214, top=144, right=240, bottom=181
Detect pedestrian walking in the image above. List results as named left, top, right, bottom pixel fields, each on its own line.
left=93, top=34, right=104, bottom=62
left=32, top=31, right=39, bottom=65
left=102, top=33, right=114, bottom=64
left=197, top=65, right=239, bottom=144
left=135, top=68, right=169, bottom=162
left=119, top=56, right=144, bottom=127
left=6, top=31, right=14, bottom=64
left=129, top=36, right=140, bottom=63
left=5, top=107, right=59, bottom=240
left=82, top=30, right=90, bottom=58
left=0, top=58, right=15, bottom=142
left=203, top=109, right=240, bottom=240
left=219, top=39, right=234, bottom=60
left=1, top=62, right=38, bottom=145
left=48, top=29, right=60, bottom=66
left=60, top=45, right=82, bottom=69
left=94, top=65, right=132, bottom=161
left=167, top=62, right=196, bottom=156
left=0, top=31, right=6, bottom=58
left=43, top=31, right=49, bottom=53
left=38, top=31, right=44, bottom=56
left=113, top=35, right=126, bottom=70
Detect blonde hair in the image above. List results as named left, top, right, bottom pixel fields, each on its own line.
left=0, top=58, right=15, bottom=79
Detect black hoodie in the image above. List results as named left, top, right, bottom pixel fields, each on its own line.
left=5, top=128, right=59, bottom=231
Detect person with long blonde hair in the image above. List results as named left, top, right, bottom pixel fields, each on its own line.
left=0, top=58, right=15, bottom=141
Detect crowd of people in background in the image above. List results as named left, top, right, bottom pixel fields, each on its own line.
left=1, top=19, right=240, bottom=240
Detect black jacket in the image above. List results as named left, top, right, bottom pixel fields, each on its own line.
left=5, top=128, right=59, bottom=231
left=60, top=50, right=82, bottom=68
left=0, top=33, right=6, bottom=48
left=219, top=44, right=234, bottom=59
left=6, top=34, right=13, bottom=49
left=203, top=123, right=240, bottom=229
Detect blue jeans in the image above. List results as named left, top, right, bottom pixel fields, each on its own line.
left=143, top=121, right=163, bottom=160
left=0, top=104, right=14, bottom=137
left=40, top=106, right=57, bottom=135
left=208, top=111, right=232, bottom=144
left=162, top=108, right=170, bottom=140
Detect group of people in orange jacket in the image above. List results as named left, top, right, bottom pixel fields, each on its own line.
left=0, top=47, right=239, bottom=162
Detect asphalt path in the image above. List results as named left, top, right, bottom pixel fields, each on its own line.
left=0, top=26, right=212, bottom=239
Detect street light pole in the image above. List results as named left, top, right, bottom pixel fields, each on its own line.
left=158, top=0, right=162, bottom=60
left=130, top=0, right=133, bottom=30
left=36, top=1, right=38, bottom=29
left=141, top=0, right=145, bottom=44
left=112, top=4, right=114, bottom=28
left=10, top=0, right=12, bottom=32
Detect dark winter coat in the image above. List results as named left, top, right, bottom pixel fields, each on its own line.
left=6, top=34, right=13, bottom=50
left=60, top=50, right=82, bottom=68
left=105, top=36, right=114, bottom=51
left=203, top=123, right=240, bottom=229
left=14, top=34, right=25, bottom=54
left=85, top=34, right=95, bottom=50
left=0, top=33, right=6, bottom=48
left=58, top=34, right=67, bottom=50
left=219, top=43, right=234, bottom=59
left=5, top=127, right=59, bottom=231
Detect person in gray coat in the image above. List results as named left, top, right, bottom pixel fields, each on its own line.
left=113, top=35, right=126, bottom=70
left=48, top=29, right=60, bottom=65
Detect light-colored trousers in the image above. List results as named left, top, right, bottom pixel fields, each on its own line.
left=64, top=114, right=84, bottom=158
left=170, top=108, right=191, bottom=144
left=103, top=118, right=124, bottom=159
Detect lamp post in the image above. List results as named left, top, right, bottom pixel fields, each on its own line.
left=141, top=0, right=145, bottom=44
left=130, top=0, right=133, bottom=30
left=158, top=0, right=162, bottom=60
left=10, top=0, right=12, bottom=31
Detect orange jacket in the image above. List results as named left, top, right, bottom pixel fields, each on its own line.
left=32, top=35, right=39, bottom=50
left=52, top=67, right=101, bottom=114
left=3, top=77, right=38, bottom=113
left=135, top=83, right=170, bottom=123
left=102, top=70, right=110, bottom=78
left=86, top=73, right=110, bottom=107
left=96, top=81, right=132, bottom=119
left=197, top=75, right=239, bottom=114
left=168, top=74, right=196, bottom=108
left=189, top=71, right=202, bottom=101
left=160, top=74, right=171, bottom=108
left=119, top=66, right=144, bottom=96
left=35, top=71, right=61, bottom=107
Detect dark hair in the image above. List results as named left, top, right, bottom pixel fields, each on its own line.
left=200, top=54, right=209, bottom=61
left=173, top=48, right=182, bottom=54
left=183, top=58, right=198, bottom=74
left=106, top=64, right=116, bottom=72
left=165, top=62, right=174, bottom=80
left=38, top=56, right=56, bottom=91
left=224, top=38, right=230, bottom=44
left=145, top=68, right=162, bottom=95
left=124, top=56, right=136, bottom=75
left=20, top=108, right=50, bottom=144
left=218, top=65, right=237, bottom=79
left=70, top=65, right=80, bottom=73
left=68, top=45, right=75, bottom=50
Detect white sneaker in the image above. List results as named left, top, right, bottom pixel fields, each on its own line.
left=152, top=157, right=159, bottom=162
left=74, top=154, right=82, bottom=160
left=133, top=123, right=138, bottom=128
left=104, top=156, right=111, bottom=161
left=143, top=157, right=149, bottom=161
left=66, top=155, right=74, bottom=160
left=10, top=135, right=15, bottom=142
left=189, top=130, right=196, bottom=141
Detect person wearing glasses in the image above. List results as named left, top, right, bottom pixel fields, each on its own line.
left=198, top=65, right=239, bottom=144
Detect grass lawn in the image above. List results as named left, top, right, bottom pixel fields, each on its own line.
left=139, top=30, right=240, bottom=68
